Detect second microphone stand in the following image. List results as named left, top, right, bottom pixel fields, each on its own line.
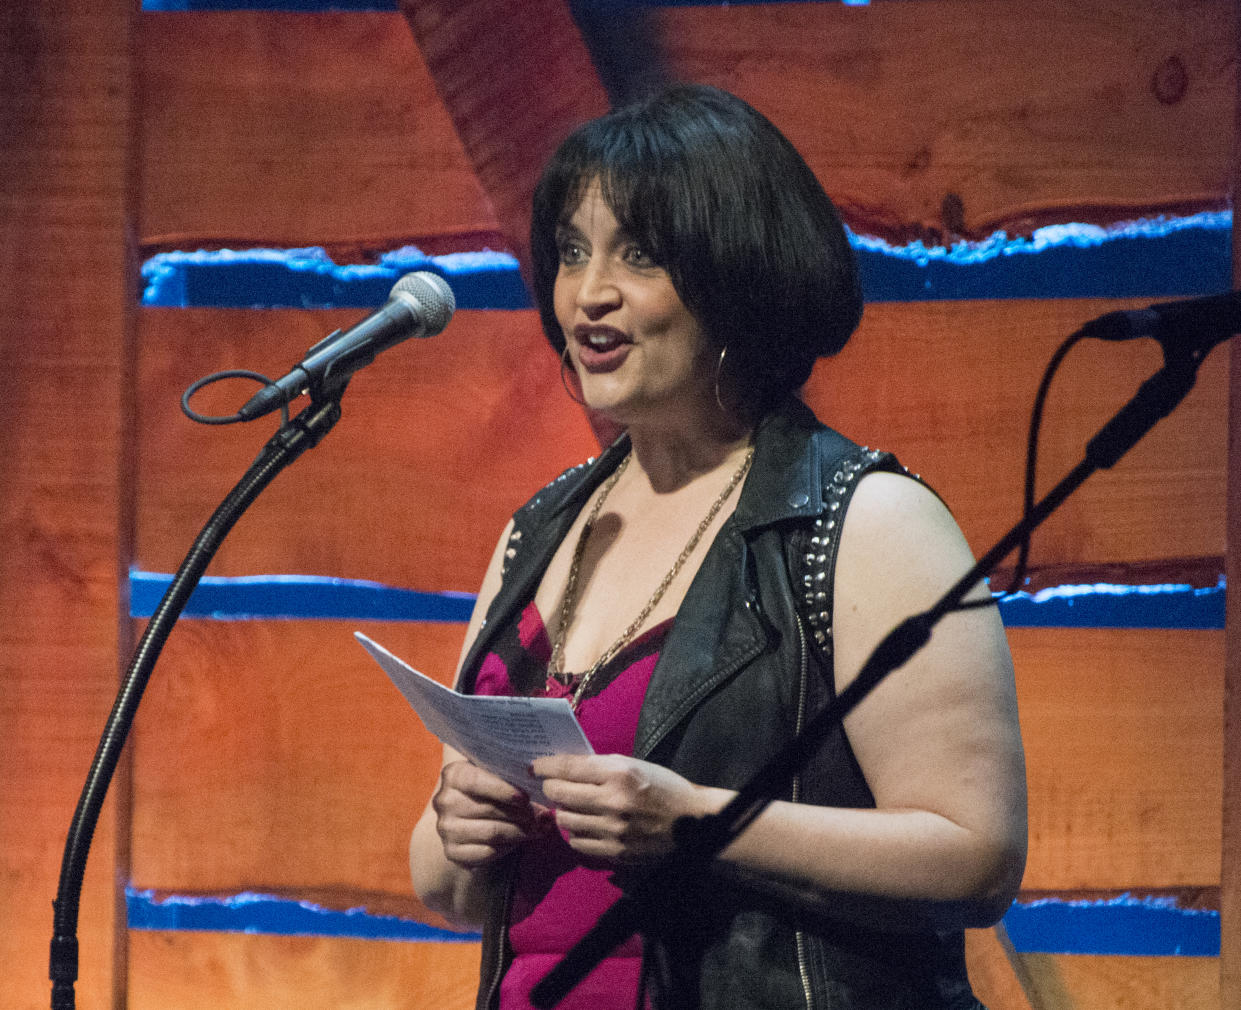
left=532, top=327, right=1220, bottom=1009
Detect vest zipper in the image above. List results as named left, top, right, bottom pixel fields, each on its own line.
left=481, top=860, right=518, bottom=1010
left=792, top=612, right=817, bottom=1010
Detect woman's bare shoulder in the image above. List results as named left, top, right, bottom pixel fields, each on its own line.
left=841, top=469, right=976, bottom=579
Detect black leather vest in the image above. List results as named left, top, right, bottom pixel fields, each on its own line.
left=458, top=401, right=984, bottom=1010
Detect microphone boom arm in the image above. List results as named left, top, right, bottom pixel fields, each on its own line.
left=530, top=323, right=1230, bottom=1009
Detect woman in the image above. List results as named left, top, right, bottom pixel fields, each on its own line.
left=410, top=84, right=1026, bottom=1010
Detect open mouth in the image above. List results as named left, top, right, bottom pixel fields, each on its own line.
left=574, top=326, right=632, bottom=371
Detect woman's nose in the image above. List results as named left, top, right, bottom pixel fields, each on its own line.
left=576, top=258, right=621, bottom=315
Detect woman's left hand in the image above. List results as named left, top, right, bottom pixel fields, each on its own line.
left=532, top=754, right=722, bottom=865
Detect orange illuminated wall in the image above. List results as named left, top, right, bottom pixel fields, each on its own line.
left=1, top=3, right=1237, bottom=1009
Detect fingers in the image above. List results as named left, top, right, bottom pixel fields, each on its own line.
left=550, top=800, right=671, bottom=865
left=439, top=824, right=527, bottom=868
left=440, top=759, right=529, bottom=807
left=530, top=756, right=630, bottom=823
left=432, top=754, right=697, bottom=866
left=532, top=753, right=596, bottom=782
left=433, top=760, right=552, bottom=868
left=532, top=753, right=633, bottom=788
left=533, top=756, right=689, bottom=864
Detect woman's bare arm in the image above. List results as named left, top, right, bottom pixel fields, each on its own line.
left=409, top=519, right=552, bottom=928
left=535, top=472, right=1027, bottom=929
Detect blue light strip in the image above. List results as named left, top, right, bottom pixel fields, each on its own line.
left=130, top=570, right=1224, bottom=629
left=129, top=570, right=474, bottom=622
left=125, top=887, right=1218, bottom=956
left=141, top=247, right=529, bottom=311
left=996, top=579, right=1225, bottom=630
left=139, top=212, right=1232, bottom=310
left=852, top=212, right=1231, bottom=301
left=125, top=888, right=479, bottom=942
left=1003, top=893, right=1220, bottom=957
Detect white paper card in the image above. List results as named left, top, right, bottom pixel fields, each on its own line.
left=354, top=631, right=593, bottom=806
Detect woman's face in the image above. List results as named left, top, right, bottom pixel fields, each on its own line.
left=553, top=180, right=716, bottom=430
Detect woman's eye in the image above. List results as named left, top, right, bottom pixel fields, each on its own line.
left=623, top=245, right=655, bottom=267
left=557, top=238, right=586, bottom=265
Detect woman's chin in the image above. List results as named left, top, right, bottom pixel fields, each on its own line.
left=577, top=383, right=633, bottom=420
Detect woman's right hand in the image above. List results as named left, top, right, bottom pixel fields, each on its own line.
left=411, top=520, right=537, bottom=925
left=433, top=759, right=552, bottom=868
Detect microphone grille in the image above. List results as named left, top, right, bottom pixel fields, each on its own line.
left=391, top=271, right=456, bottom=335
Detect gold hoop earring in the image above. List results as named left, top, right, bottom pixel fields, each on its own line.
left=714, top=346, right=729, bottom=413
left=560, top=343, right=587, bottom=406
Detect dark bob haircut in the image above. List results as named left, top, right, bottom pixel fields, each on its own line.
left=530, top=84, right=863, bottom=415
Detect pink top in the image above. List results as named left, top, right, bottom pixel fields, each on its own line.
left=473, top=601, right=671, bottom=1010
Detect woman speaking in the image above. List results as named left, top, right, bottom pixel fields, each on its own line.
left=409, top=84, right=1027, bottom=1010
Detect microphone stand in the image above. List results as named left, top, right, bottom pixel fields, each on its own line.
left=49, top=380, right=350, bottom=1010
left=532, top=328, right=1229, bottom=1009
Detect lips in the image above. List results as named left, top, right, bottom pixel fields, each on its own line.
left=573, top=325, right=632, bottom=372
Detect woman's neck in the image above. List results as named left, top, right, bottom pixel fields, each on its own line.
left=624, top=411, right=754, bottom=495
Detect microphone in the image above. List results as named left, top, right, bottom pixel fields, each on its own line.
left=239, top=271, right=456, bottom=420
left=1078, top=291, right=1241, bottom=355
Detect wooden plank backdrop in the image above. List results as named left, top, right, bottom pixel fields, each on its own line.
left=135, top=299, right=1228, bottom=585
left=124, top=1, right=1241, bottom=1008
left=128, top=620, right=467, bottom=922
left=808, top=299, right=1227, bottom=571
left=137, top=11, right=502, bottom=258
left=1011, top=627, right=1223, bottom=891
left=399, top=0, right=613, bottom=275
left=126, top=932, right=480, bottom=1010
left=133, top=308, right=598, bottom=588
left=1012, top=954, right=1218, bottom=1010
left=125, top=622, right=1223, bottom=919
left=651, top=0, right=1234, bottom=244
left=0, top=5, right=136, bottom=1010
left=0, top=1, right=1234, bottom=1008
left=1223, top=14, right=1241, bottom=1003
left=134, top=4, right=1237, bottom=258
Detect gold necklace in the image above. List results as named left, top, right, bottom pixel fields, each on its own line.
left=548, top=445, right=756, bottom=710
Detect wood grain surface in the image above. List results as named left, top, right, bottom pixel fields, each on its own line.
left=807, top=298, right=1228, bottom=570
left=0, top=5, right=136, bottom=1008
left=125, top=621, right=1222, bottom=905
left=1012, top=627, right=1224, bottom=890
left=400, top=0, right=612, bottom=273
left=2, top=3, right=1234, bottom=1008
left=1222, top=21, right=1241, bottom=1003
left=135, top=297, right=1227, bottom=585
left=1012, top=952, right=1218, bottom=1010
left=653, top=0, right=1235, bottom=245
left=137, top=5, right=1236, bottom=253
left=134, top=307, right=599, bottom=587
left=128, top=619, right=466, bottom=922
left=137, top=12, right=500, bottom=258
left=128, top=931, right=480, bottom=1010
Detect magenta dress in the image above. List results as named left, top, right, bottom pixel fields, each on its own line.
left=472, top=600, right=671, bottom=1010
